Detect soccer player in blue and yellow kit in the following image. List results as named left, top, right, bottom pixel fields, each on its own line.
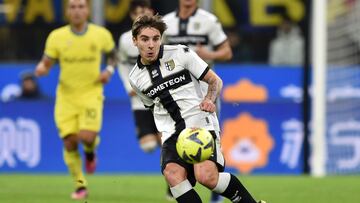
left=35, top=0, right=117, bottom=200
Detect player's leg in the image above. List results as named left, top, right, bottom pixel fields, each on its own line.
left=63, top=134, right=88, bottom=199
left=200, top=81, right=224, bottom=203
left=134, top=110, right=161, bottom=152
left=210, top=192, right=223, bottom=203
left=210, top=104, right=223, bottom=203
left=78, top=130, right=99, bottom=174
left=195, top=131, right=259, bottom=203
left=214, top=172, right=263, bottom=203
left=55, top=100, right=87, bottom=199
left=161, top=136, right=202, bottom=203
left=164, top=163, right=202, bottom=203
left=78, top=96, right=103, bottom=174
left=195, top=161, right=258, bottom=203
left=139, top=134, right=160, bottom=152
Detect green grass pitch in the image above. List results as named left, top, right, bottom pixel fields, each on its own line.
left=0, top=174, right=359, bottom=203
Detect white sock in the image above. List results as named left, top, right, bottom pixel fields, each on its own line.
left=212, top=172, right=231, bottom=194
left=170, top=179, right=193, bottom=199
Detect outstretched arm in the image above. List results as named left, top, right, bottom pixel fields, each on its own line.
left=106, top=48, right=119, bottom=67
left=196, top=40, right=233, bottom=61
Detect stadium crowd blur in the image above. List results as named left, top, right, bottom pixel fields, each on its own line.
left=268, top=14, right=304, bottom=66
left=0, top=0, right=306, bottom=65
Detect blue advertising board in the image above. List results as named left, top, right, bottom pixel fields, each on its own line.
left=0, top=63, right=304, bottom=174
left=0, top=64, right=303, bottom=102
left=0, top=100, right=162, bottom=173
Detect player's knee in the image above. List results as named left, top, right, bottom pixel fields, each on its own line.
left=195, top=167, right=218, bottom=189
left=78, top=130, right=97, bottom=145
left=163, top=163, right=187, bottom=187
left=139, top=134, right=159, bottom=153
left=63, top=134, right=78, bottom=151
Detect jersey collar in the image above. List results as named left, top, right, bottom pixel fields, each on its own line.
left=176, top=7, right=198, bottom=19
left=137, top=45, right=164, bottom=69
left=70, top=23, right=89, bottom=36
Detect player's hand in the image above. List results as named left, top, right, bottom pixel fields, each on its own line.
left=195, top=44, right=213, bottom=60
left=34, top=63, right=49, bottom=77
left=98, top=70, right=112, bottom=84
left=200, top=98, right=216, bottom=113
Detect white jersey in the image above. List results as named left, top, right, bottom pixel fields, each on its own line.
left=163, top=8, right=227, bottom=65
left=118, top=30, right=146, bottom=110
left=129, top=45, right=220, bottom=143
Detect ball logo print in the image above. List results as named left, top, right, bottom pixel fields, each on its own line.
left=176, top=128, right=214, bottom=164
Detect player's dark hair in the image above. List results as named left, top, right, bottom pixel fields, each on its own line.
left=130, top=0, right=151, bottom=12
left=132, top=14, right=167, bottom=38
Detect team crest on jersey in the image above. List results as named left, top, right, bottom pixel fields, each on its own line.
left=164, top=60, right=175, bottom=71
left=194, top=22, right=201, bottom=30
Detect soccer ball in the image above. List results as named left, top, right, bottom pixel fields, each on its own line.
left=176, top=128, right=214, bottom=164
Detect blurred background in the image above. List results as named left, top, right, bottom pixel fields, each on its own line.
left=0, top=0, right=360, bottom=202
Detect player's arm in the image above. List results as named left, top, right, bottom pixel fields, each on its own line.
left=106, top=48, right=118, bottom=67
left=196, top=16, right=232, bottom=61
left=35, top=30, right=57, bottom=77
left=200, top=69, right=223, bottom=113
left=180, top=45, right=222, bottom=112
left=98, top=28, right=119, bottom=84
left=196, top=40, right=232, bottom=61
left=35, top=55, right=55, bottom=77
left=98, top=49, right=119, bottom=84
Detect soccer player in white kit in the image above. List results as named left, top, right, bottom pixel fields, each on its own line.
left=162, top=0, right=232, bottom=64
left=129, top=14, right=265, bottom=203
left=163, top=1, right=233, bottom=202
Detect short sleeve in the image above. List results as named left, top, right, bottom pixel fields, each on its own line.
left=102, top=28, right=115, bottom=53
left=44, top=31, right=59, bottom=59
left=179, top=46, right=209, bottom=80
left=129, top=77, right=154, bottom=108
left=208, top=18, right=227, bottom=46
